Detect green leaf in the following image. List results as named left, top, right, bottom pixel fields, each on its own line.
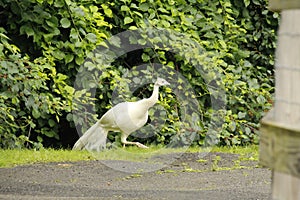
left=102, top=4, right=113, bottom=18
left=54, top=0, right=64, bottom=7
left=256, top=95, right=266, bottom=104
left=245, top=127, right=251, bottom=135
left=121, top=5, right=130, bottom=11
left=161, top=20, right=170, bottom=28
left=64, top=54, right=74, bottom=64
left=142, top=53, right=150, bottom=61
left=60, top=18, right=71, bottom=28
left=139, top=3, right=149, bottom=11
left=66, top=113, right=73, bottom=121
left=229, top=121, right=236, bottom=132
left=12, top=97, right=19, bottom=105
left=124, top=16, right=133, bottom=25
left=109, top=36, right=121, bottom=47
left=48, top=119, right=56, bottom=127
left=37, top=136, right=43, bottom=143
left=133, top=77, right=140, bottom=83
left=52, top=50, right=65, bottom=60
left=70, top=28, right=78, bottom=39
left=20, top=25, right=34, bottom=37
left=252, top=0, right=260, bottom=5
left=32, top=109, right=41, bottom=119
left=46, top=16, right=59, bottom=28
left=238, top=112, right=246, bottom=119
left=137, top=38, right=147, bottom=45
left=86, top=33, right=97, bottom=43
left=64, top=85, right=75, bottom=94
left=219, top=40, right=227, bottom=49
left=75, top=56, right=84, bottom=65
left=128, top=26, right=138, bottom=30
left=43, top=130, right=56, bottom=138
left=84, top=61, right=96, bottom=70
left=6, top=113, right=14, bottom=121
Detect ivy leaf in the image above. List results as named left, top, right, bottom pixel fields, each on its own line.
left=86, top=33, right=97, bottom=43
left=75, top=56, right=84, bottom=65
left=219, top=40, right=227, bottom=49
left=245, top=127, right=251, bottom=135
left=229, top=121, right=236, bottom=132
left=121, top=5, right=130, bottom=11
left=32, top=109, right=41, bottom=119
left=244, top=0, right=250, bottom=7
left=139, top=3, right=149, bottom=11
left=20, top=25, right=34, bottom=37
left=109, top=36, right=121, bottom=47
left=42, top=129, right=56, bottom=138
left=101, top=4, right=113, bottom=18
left=238, top=112, right=246, bottom=119
left=64, top=85, right=75, bottom=95
left=64, top=54, right=74, bottom=64
left=252, top=0, right=260, bottom=5
left=124, top=16, right=133, bottom=25
left=84, top=61, right=95, bottom=70
left=52, top=50, right=65, bottom=60
left=128, top=26, right=138, bottom=30
left=256, top=95, right=266, bottom=104
left=48, top=119, right=56, bottom=127
left=70, top=28, right=79, bottom=40
left=142, top=53, right=150, bottom=61
left=60, top=18, right=71, bottom=28
left=161, top=20, right=170, bottom=28
left=137, top=38, right=147, bottom=45
left=54, top=0, right=64, bottom=8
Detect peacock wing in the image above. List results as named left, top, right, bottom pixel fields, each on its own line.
left=118, top=101, right=149, bottom=134
left=98, top=105, right=120, bottom=131
left=100, top=101, right=148, bottom=134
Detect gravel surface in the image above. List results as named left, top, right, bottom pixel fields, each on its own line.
left=0, top=152, right=271, bottom=200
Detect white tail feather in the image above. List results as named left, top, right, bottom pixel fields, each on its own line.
left=73, top=122, right=108, bottom=151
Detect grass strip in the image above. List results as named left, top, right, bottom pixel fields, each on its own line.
left=0, top=145, right=258, bottom=168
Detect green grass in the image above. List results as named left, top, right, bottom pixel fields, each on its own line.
left=0, top=148, right=94, bottom=168
left=0, top=145, right=258, bottom=168
left=211, top=145, right=259, bottom=161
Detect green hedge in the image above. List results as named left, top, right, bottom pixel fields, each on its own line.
left=0, top=0, right=278, bottom=148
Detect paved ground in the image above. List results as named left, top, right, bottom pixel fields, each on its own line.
left=0, top=152, right=271, bottom=200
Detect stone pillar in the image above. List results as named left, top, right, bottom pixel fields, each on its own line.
left=259, top=1, right=300, bottom=199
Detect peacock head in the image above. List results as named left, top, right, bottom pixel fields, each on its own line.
left=155, top=77, right=170, bottom=87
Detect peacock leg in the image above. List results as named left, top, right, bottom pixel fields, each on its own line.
left=121, top=134, right=149, bottom=148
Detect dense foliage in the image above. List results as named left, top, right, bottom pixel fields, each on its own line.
left=0, top=0, right=278, bottom=149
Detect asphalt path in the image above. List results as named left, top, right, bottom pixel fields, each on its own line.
left=0, top=152, right=271, bottom=200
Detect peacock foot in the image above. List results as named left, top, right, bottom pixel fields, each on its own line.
left=136, top=142, right=149, bottom=149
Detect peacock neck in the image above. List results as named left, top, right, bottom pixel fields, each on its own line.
left=145, top=84, right=159, bottom=108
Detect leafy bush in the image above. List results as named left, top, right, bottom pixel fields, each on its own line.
left=0, top=0, right=109, bottom=148
left=0, top=27, right=65, bottom=148
left=0, top=0, right=278, bottom=148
